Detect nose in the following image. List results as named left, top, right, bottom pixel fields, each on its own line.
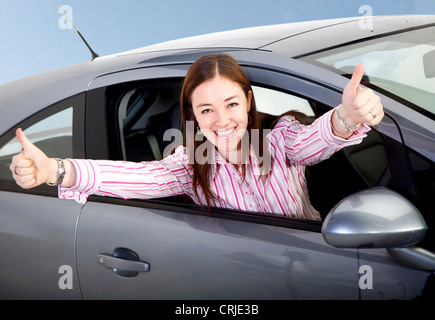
left=214, top=108, right=231, bottom=127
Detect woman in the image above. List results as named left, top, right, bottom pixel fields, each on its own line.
left=10, top=54, right=383, bottom=221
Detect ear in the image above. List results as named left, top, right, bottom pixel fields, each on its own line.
left=247, top=90, right=253, bottom=112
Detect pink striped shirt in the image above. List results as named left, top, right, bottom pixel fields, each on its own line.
left=59, top=109, right=369, bottom=220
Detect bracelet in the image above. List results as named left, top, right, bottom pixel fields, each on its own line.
left=335, top=107, right=361, bottom=132
left=46, top=158, right=65, bottom=186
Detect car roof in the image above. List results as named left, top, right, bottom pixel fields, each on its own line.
left=117, top=15, right=435, bottom=58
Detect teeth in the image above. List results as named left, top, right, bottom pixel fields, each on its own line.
left=215, top=128, right=235, bottom=137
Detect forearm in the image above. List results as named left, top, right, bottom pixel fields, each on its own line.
left=280, top=108, right=369, bottom=166
left=59, top=148, right=190, bottom=204
left=61, top=160, right=76, bottom=188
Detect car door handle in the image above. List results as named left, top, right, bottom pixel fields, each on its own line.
left=98, top=248, right=150, bottom=277
left=98, top=254, right=150, bottom=271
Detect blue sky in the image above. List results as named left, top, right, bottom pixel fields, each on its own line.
left=1, top=0, right=434, bottom=85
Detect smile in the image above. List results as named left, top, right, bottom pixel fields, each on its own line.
left=214, top=128, right=236, bottom=137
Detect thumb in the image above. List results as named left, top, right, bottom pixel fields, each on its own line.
left=16, top=128, right=36, bottom=156
left=347, top=64, right=365, bottom=92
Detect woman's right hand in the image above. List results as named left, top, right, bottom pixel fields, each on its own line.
left=10, top=128, right=59, bottom=189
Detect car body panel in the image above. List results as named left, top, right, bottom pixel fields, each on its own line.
left=76, top=200, right=429, bottom=300
left=119, top=15, right=435, bottom=58
left=0, top=192, right=82, bottom=299
left=263, top=15, right=435, bottom=57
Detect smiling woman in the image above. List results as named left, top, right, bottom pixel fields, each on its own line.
left=180, top=54, right=262, bottom=210
left=191, top=76, right=252, bottom=165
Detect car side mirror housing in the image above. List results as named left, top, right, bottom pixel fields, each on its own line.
left=321, top=187, right=427, bottom=248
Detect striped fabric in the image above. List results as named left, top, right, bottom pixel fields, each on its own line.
left=59, top=109, right=369, bottom=220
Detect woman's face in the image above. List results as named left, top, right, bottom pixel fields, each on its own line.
left=191, top=75, right=252, bottom=162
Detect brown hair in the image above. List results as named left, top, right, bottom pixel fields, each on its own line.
left=180, top=54, right=263, bottom=210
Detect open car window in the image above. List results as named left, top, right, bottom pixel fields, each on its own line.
left=111, top=80, right=317, bottom=163
left=105, top=77, right=388, bottom=224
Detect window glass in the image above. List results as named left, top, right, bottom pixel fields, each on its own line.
left=301, top=26, right=435, bottom=115
left=252, top=86, right=315, bottom=116
left=109, top=79, right=182, bottom=162
left=408, top=150, right=434, bottom=251
left=0, top=107, right=73, bottom=181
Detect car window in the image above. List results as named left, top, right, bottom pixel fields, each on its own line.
left=252, top=86, right=315, bottom=117
left=108, top=78, right=382, bottom=216
left=0, top=107, right=73, bottom=183
left=408, top=149, right=435, bottom=251
left=111, top=81, right=316, bottom=163
left=300, top=25, right=435, bottom=117
left=106, top=78, right=183, bottom=162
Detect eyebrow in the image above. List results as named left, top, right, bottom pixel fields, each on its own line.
left=196, top=95, right=240, bottom=108
left=225, top=95, right=240, bottom=102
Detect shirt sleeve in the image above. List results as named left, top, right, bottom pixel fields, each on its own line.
left=271, top=108, right=370, bottom=166
left=58, top=146, right=192, bottom=204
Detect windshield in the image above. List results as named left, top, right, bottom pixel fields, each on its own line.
left=300, top=25, right=435, bottom=117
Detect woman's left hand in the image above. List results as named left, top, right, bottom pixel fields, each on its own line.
left=340, top=64, right=384, bottom=128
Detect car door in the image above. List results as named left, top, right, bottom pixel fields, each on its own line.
left=75, top=50, right=432, bottom=299
left=0, top=94, right=85, bottom=299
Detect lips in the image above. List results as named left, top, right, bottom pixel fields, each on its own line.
left=214, top=127, right=236, bottom=137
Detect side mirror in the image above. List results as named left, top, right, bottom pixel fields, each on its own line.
left=321, top=187, right=427, bottom=248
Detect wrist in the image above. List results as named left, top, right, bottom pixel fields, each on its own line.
left=46, top=158, right=65, bottom=186
left=335, top=105, right=361, bottom=133
left=61, top=160, right=76, bottom=188
left=46, top=158, right=59, bottom=185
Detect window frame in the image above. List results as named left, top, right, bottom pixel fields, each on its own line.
left=84, top=68, right=349, bottom=232
left=83, top=62, right=419, bottom=234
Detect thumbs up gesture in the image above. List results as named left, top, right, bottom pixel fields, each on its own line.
left=10, top=128, right=57, bottom=188
left=338, top=64, right=384, bottom=131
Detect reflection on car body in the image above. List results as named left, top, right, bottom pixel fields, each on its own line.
left=0, top=15, right=434, bottom=300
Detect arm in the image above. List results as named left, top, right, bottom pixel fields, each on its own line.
left=273, top=109, right=370, bottom=166
left=10, top=129, right=190, bottom=204
left=59, top=151, right=191, bottom=204
left=274, top=65, right=384, bottom=165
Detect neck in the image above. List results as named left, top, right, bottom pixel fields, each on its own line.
left=217, top=145, right=249, bottom=167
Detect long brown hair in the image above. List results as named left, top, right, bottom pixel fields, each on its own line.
left=180, top=54, right=264, bottom=210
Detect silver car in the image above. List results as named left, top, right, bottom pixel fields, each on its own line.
left=0, top=15, right=434, bottom=300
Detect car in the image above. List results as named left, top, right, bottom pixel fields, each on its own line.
left=0, top=15, right=434, bottom=300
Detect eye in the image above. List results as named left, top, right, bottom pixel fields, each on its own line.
left=228, top=102, right=239, bottom=108
left=201, top=108, right=212, bottom=114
